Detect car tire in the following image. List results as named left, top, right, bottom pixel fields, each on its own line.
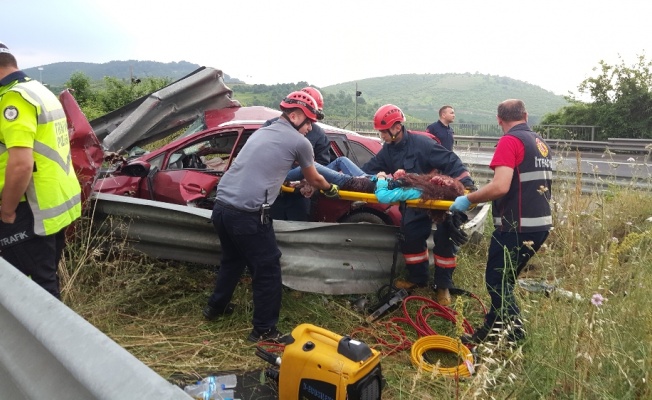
left=340, top=212, right=385, bottom=225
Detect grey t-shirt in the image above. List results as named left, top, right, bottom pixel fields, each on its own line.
left=216, top=119, right=315, bottom=211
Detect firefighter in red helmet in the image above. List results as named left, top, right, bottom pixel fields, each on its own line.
left=363, top=104, right=475, bottom=305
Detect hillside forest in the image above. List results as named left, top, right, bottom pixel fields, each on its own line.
left=38, top=54, right=652, bottom=140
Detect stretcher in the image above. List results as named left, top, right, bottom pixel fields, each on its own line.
left=281, top=185, right=464, bottom=211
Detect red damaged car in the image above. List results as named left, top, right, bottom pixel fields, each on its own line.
left=79, top=67, right=402, bottom=225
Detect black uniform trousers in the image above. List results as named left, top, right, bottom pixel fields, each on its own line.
left=484, top=230, right=549, bottom=328
left=209, top=202, right=283, bottom=332
left=1, top=229, right=66, bottom=299
left=0, top=201, right=66, bottom=299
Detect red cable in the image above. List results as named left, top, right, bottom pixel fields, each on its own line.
left=354, top=293, right=486, bottom=355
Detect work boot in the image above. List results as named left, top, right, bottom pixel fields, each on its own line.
left=342, top=177, right=375, bottom=193
left=393, top=279, right=427, bottom=291
left=247, top=327, right=286, bottom=343
left=461, top=321, right=526, bottom=346
left=435, top=288, right=452, bottom=306
left=202, top=302, right=235, bottom=321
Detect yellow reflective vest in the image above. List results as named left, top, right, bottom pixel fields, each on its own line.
left=0, top=78, right=81, bottom=236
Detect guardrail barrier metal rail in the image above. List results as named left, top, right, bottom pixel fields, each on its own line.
left=0, top=259, right=192, bottom=400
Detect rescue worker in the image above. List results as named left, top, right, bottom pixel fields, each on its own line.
left=0, top=41, right=82, bottom=299
left=204, top=91, right=339, bottom=342
left=452, top=99, right=552, bottom=344
left=362, top=104, right=474, bottom=305
left=263, top=87, right=331, bottom=221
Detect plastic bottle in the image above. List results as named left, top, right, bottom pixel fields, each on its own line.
left=212, top=373, right=237, bottom=389
left=183, top=374, right=237, bottom=400
left=212, top=389, right=235, bottom=399
left=183, top=379, right=213, bottom=400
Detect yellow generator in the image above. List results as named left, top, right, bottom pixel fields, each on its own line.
left=257, top=324, right=383, bottom=400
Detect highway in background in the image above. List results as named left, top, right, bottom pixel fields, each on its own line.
left=458, top=148, right=652, bottom=182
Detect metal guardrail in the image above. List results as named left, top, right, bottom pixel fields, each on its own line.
left=455, top=136, right=652, bottom=154
left=325, top=120, right=610, bottom=141
left=0, top=259, right=191, bottom=400
left=355, top=130, right=652, bottom=154
left=88, top=193, right=487, bottom=295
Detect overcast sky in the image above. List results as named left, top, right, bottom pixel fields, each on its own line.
left=3, top=0, right=648, bottom=96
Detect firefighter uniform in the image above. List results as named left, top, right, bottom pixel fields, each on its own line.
left=0, top=70, right=81, bottom=298
left=362, top=127, right=473, bottom=289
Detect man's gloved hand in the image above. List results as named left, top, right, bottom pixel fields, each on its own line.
left=450, top=195, right=472, bottom=212
left=322, top=184, right=339, bottom=198
left=444, top=211, right=469, bottom=246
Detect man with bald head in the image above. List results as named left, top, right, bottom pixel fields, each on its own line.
left=451, top=99, right=553, bottom=345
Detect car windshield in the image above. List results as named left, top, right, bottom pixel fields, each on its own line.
left=179, top=115, right=208, bottom=140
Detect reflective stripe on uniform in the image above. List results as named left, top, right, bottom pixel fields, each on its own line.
left=434, top=255, right=456, bottom=268
left=16, top=84, right=67, bottom=124
left=519, top=170, right=553, bottom=182
left=495, top=215, right=553, bottom=227
left=403, top=250, right=429, bottom=264
left=33, top=140, right=72, bottom=172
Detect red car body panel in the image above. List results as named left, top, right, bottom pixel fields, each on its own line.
left=60, top=90, right=104, bottom=204
left=91, top=105, right=408, bottom=225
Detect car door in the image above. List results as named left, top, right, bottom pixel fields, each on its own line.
left=149, top=128, right=250, bottom=207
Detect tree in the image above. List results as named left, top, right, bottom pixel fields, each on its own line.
left=66, top=72, right=95, bottom=106
left=96, top=76, right=172, bottom=115
left=541, top=54, right=652, bottom=139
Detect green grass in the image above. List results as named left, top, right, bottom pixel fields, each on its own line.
left=60, top=162, right=652, bottom=399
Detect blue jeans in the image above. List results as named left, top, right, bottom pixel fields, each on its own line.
left=209, top=202, right=283, bottom=332
left=286, top=157, right=367, bottom=186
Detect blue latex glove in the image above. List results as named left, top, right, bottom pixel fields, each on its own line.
left=450, top=195, right=472, bottom=212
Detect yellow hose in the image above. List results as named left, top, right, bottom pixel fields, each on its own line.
left=410, top=335, right=475, bottom=377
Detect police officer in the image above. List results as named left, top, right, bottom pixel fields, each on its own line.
left=426, top=105, right=456, bottom=151
left=204, top=91, right=338, bottom=342
left=362, top=104, right=474, bottom=305
left=0, top=41, right=82, bottom=299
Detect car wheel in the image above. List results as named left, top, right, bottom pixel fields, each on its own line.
left=340, top=212, right=386, bottom=225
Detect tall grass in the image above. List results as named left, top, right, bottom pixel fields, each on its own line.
left=60, top=154, right=652, bottom=399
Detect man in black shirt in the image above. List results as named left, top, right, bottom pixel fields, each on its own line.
left=426, top=105, right=456, bottom=151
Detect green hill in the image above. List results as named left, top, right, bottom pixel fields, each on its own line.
left=22, top=60, right=244, bottom=86
left=22, top=61, right=567, bottom=124
left=323, top=73, right=568, bottom=125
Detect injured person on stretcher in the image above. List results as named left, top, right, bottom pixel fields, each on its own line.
left=287, top=157, right=465, bottom=223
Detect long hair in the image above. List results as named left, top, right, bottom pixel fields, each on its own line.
left=397, top=172, right=465, bottom=223
left=399, top=173, right=464, bottom=200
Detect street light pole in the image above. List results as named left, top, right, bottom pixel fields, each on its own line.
left=354, top=84, right=362, bottom=132
left=38, top=67, right=43, bottom=83
left=355, top=82, right=358, bottom=132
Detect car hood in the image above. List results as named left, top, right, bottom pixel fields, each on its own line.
left=90, top=66, right=241, bottom=153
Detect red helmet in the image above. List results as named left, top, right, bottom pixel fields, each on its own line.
left=301, top=87, right=324, bottom=110
left=280, top=91, right=319, bottom=122
left=374, top=104, right=405, bottom=130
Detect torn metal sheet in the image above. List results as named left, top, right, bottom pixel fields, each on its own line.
left=91, top=67, right=241, bottom=152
